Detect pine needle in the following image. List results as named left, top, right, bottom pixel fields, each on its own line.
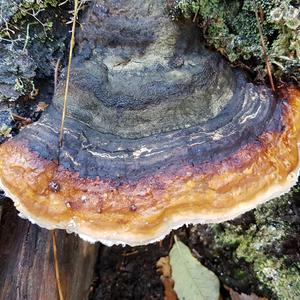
left=59, top=0, right=79, bottom=148
left=53, top=1, right=80, bottom=299
left=52, top=231, right=64, bottom=300
left=254, top=1, right=275, bottom=91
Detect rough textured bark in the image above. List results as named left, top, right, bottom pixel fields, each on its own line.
left=187, top=191, right=300, bottom=300
left=0, top=201, right=99, bottom=300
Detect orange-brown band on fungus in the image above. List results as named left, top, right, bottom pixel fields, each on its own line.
left=0, top=87, right=299, bottom=245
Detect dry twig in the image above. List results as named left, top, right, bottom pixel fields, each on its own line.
left=52, top=231, right=64, bottom=300
left=253, top=1, right=275, bottom=91
left=59, top=0, right=79, bottom=148
left=53, top=2, right=80, bottom=299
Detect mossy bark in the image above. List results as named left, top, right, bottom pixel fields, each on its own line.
left=0, top=0, right=70, bottom=102
left=173, top=0, right=300, bottom=82
left=187, top=186, right=300, bottom=300
left=0, top=0, right=70, bottom=142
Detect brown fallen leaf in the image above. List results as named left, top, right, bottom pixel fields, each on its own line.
left=225, top=286, right=268, bottom=300
left=36, top=101, right=49, bottom=112
left=163, top=278, right=178, bottom=300
left=157, top=256, right=172, bottom=278
left=156, top=256, right=177, bottom=300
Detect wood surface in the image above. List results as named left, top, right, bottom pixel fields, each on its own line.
left=0, top=201, right=99, bottom=300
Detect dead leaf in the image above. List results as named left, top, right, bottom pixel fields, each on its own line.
left=156, top=256, right=178, bottom=300
left=36, top=102, right=49, bottom=112
left=225, top=286, right=268, bottom=300
left=157, top=256, right=172, bottom=278
left=163, top=278, right=178, bottom=300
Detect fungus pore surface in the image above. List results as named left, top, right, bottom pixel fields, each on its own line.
left=0, top=0, right=300, bottom=246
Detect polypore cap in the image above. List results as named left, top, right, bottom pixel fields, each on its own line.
left=0, top=0, right=299, bottom=246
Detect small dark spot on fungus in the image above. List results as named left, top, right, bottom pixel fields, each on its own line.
left=48, top=180, right=60, bottom=193
left=129, top=204, right=137, bottom=212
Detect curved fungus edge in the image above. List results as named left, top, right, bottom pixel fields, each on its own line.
left=0, top=87, right=299, bottom=246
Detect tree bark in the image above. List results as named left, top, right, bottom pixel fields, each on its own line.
left=0, top=200, right=99, bottom=300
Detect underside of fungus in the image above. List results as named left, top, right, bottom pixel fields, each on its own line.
left=0, top=0, right=300, bottom=246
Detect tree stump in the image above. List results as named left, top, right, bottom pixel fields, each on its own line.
left=0, top=200, right=99, bottom=300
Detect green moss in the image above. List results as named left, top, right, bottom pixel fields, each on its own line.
left=0, top=0, right=69, bottom=99
left=1, top=0, right=62, bottom=42
left=11, top=0, right=60, bottom=23
left=210, top=186, right=300, bottom=299
left=253, top=258, right=300, bottom=300
left=14, top=78, right=37, bottom=98
left=233, top=269, right=249, bottom=281
left=174, top=0, right=300, bottom=81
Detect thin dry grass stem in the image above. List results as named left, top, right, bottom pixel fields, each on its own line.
left=52, top=231, right=64, bottom=300
left=59, top=0, right=69, bottom=6
left=59, top=0, right=79, bottom=148
left=122, top=250, right=139, bottom=257
left=54, top=1, right=79, bottom=297
left=254, top=1, right=275, bottom=92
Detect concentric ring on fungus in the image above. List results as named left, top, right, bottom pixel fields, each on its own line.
left=0, top=0, right=300, bottom=246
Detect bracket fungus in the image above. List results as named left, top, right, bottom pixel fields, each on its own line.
left=0, top=0, right=300, bottom=246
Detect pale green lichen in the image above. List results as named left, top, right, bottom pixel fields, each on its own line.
left=14, top=78, right=35, bottom=95
left=0, top=124, right=12, bottom=137
left=269, top=2, right=300, bottom=79
left=212, top=187, right=300, bottom=300
left=0, top=0, right=69, bottom=100
left=174, top=0, right=300, bottom=81
left=0, top=0, right=62, bottom=44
